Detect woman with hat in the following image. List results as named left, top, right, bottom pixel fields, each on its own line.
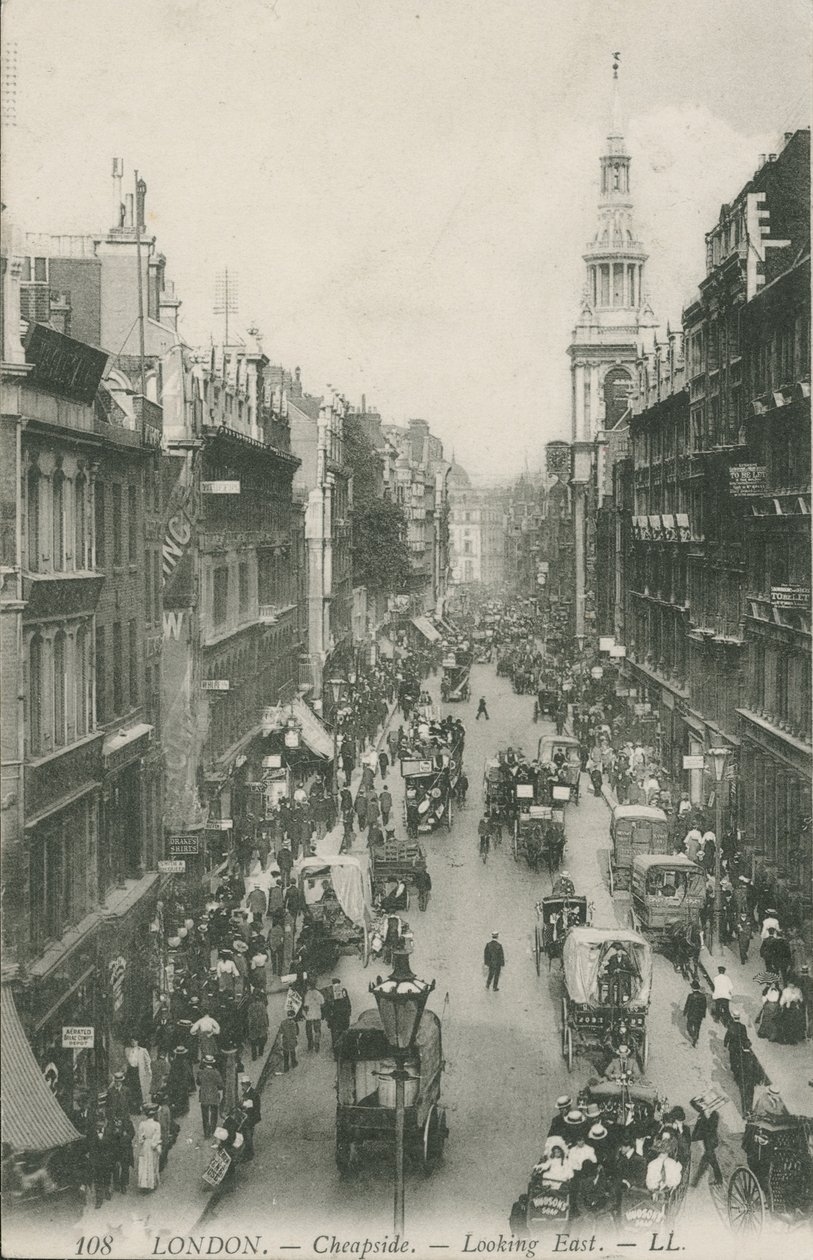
left=217, top=949, right=239, bottom=997
left=135, top=1104, right=162, bottom=1191
left=123, top=1036, right=152, bottom=1114
left=756, top=981, right=782, bottom=1041
left=532, top=1137, right=573, bottom=1191
left=232, top=938, right=250, bottom=997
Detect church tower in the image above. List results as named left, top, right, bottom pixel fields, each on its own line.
left=568, top=56, right=658, bottom=441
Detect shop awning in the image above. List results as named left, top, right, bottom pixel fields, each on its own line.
left=1, top=986, right=82, bottom=1151
left=291, top=698, right=334, bottom=760
left=411, top=615, right=441, bottom=643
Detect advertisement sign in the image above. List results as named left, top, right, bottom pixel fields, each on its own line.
left=515, top=784, right=534, bottom=799
left=552, top=785, right=571, bottom=802
left=610, top=645, right=627, bottom=657
left=262, top=754, right=283, bottom=769
left=23, top=323, right=108, bottom=404
left=161, top=450, right=196, bottom=606
left=599, top=637, right=615, bottom=652
left=683, top=755, right=706, bottom=771
left=201, top=480, right=241, bottom=494
left=401, top=759, right=433, bottom=778
left=634, top=703, right=652, bottom=715
left=158, top=859, right=187, bottom=874
left=62, top=1025, right=95, bottom=1050
left=283, top=729, right=300, bottom=748
left=730, top=465, right=768, bottom=497
left=530, top=805, right=551, bottom=819
left=168, top=834, right=201, bottom=854
left=771, top=586, right=810, bottom=610
left=208, top=819, right=233, bottom=831
left=201, top=679, right=230, bottom=691
left=591, top=667, right=604, bottom=679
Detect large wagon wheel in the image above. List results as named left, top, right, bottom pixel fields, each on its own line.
left=422, top=1104, right=447, bottom=1175
left=608, top=858, right=615, bottom=897
left=561, top=995, right=568, bottom=1054
left=513, top=823, right=520, bottom=863
left=727, top=1166, right=765, bottom=1235
left=641, top=1027, right=649, bottom=1070
left=534, top=927, right=542, bottom=976
left=362, top=920, right=371, bottom=968
left=565, top=1024, right=574, bottom=1072
left=446, top=797, right=453, bottom=831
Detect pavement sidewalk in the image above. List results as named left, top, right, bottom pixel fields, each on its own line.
left=596, top=777, right=811, bottom=1116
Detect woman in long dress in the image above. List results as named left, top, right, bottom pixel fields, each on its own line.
left=756, top=983, right=781, bottom=1041
left=136, top=1105, right=162, bottom=1191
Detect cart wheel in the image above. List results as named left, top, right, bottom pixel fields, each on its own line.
left=422, top=1105, right=446, bottom=1175
left=362, top=921, right=371, bottom=968
left=641, top=1027, right=649, bottom=1070
left=534, top=930, right=541, bottom=977
left=608, top=860, right=615, bottom=897
left=627, top=909, right=636, bottom=931
left=447, top=798, right=453, bottom=830
left=561, top=996, right=568, bottom=1054
left=727, top=1167, right=765, bottom=1235
left=565, top=1025, right=574, bottom=1072
left=513, top=828, right=519, bottom=863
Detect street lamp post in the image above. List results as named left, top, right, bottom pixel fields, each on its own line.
left=708, top=747, right=729, bottom=952
left=328, top=677, right=347, bottom=797
left=370, top=951, right=435, bottom=1237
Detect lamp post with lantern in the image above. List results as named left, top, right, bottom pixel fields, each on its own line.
left=369, top=950, right=435, bottom=1236
left=707, top=746, right=730, bottom=952
left=328, top=677, right=347, bottom=797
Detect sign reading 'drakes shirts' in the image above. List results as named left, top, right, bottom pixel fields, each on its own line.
left=167, top=834, right=201, bottom=854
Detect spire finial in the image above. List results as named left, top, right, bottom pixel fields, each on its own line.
left=612, top=51, right=620, bottom=80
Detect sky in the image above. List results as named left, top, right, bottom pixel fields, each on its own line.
left=2, top=0, right=811, bottom=477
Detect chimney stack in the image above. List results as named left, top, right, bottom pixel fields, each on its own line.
left=112, top=157, right=124, bottom=228
left=768, top=153, right=777, bottom=162
left=757, top=154, right=766, bottom=169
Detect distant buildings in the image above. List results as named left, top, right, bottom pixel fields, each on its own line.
left=447, top=462, right=505, bottom=591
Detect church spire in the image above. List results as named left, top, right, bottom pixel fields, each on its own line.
left=609, top=51, right=623, bottom=142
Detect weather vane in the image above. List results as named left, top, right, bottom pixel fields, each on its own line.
left=612, top=51, right=621, bottom=79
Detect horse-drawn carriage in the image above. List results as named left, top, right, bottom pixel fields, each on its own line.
left=628, top=855, right=705, bottom=974
left=514, top=802, right=565, bottom=875
left=483, top=757, right=511, bottom=821
left=402, top=755, right=453, bottom=833
left=560, top=927, right=652, bottom=1072
left=538, top=735, right=582, bottom=805
left=296, top=854, right=373, bottom=969
left=441, top=656, right=470, bottom=702
left=727, top=1114, right=813, bottom=1234
left=521, top=1077, right=689, bottom=1235
left=534, top=894, right=589, bottom=973
left=335, top=1008, right=448, bottom=1176
left=608, top=805, right=670, bottom=895
left=369, top=834, right=426, bottom=908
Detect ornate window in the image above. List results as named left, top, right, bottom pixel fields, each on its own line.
left=52, top=470, right=65, bottom=571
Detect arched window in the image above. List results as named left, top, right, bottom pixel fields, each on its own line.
left=75, top=623, right=89, bottom=737
left=53, top=631, right=67, bottom=746
left=52, top=470, right=65, bottom=571
left=27, top=468, right=40, bottom=572
left=75, top=474, right=87, bottom=570
left=28, top=634, right=43, bottom=755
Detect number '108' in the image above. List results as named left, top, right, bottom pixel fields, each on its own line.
left=76, top=1238, right=113, bottom=1255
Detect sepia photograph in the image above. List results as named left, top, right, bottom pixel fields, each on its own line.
left=0, top=2, right=811, bottom=1258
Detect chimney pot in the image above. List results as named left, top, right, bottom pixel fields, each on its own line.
left=757, top=154, right=766, bottom=168
left=784, top=132, right=793, bottom=144
left=768, top=153, right=777, bottom=162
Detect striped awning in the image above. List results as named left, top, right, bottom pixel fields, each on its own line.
left=411, top=615, right=441, bottom=643
left=1, top=986, right=82, bottom=1151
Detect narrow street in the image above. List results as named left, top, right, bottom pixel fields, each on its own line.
left=208, top=664, right=759, bottom=1255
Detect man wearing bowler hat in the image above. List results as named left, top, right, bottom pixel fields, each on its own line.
left=484, top=932, right=505, bottom=991
left=197, top=1054, right=224, bottom=1138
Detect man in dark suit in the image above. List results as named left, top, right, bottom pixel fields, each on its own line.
left=612, top=1137, right=647, bottom=1211
left=484, top=933, right=505, bottom=991
left=690, top=1099, right=722, bottom=1187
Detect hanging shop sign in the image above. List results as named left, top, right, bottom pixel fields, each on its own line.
left=207, top=819, right=233, bottom=830
left=262, top=754, right=283, bottom=769
left=158, top=859, right=187, bottom=874
left=552, top=785, right=571, bottom=802
left=609, top=645, right=627, bottom=657
left=770, top=586, right=810, bottom=610
left=167, top=834, right=201, bottom=854
left=201, top=680, right=230, bottom=691
left=62, top=1025, right=95, bottom=1050
left=599, top=637, right=615, bottom=652
left=730, top=465, right=768, bottom=497
left=683, top=755, right=706, bottom=771
left=201, top=481, right=241, bottom=494
left=24, top=322, right=108, bottom=404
